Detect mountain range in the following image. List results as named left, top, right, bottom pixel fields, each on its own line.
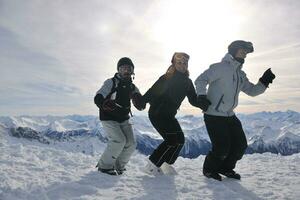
left=1, top=110, right=299, bottom=157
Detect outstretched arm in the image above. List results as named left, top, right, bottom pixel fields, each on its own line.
left=241, top=72, right=267, bottom=97
left=131, top=85, right=145, bottom=111
left=187, top=80, right=199, bottom=107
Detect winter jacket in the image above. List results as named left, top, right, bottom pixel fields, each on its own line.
left=195, top=53, right=266, bottom=117
left=144, top=70, right=199, bottom=117
left=95, top=73, right=140, bottom=122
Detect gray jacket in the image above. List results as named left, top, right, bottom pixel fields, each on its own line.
left=195, top=53, right=266, bottom=117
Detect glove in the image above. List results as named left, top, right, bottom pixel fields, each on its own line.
left=102, top=99, right=117, bottom=112
left=94, top=94, right=104, bottom=109
left=259, top=68, right=276, bottom=87
left=197, top=95, right=211, bottom=112
left=131, top=93, right=146, bottom=111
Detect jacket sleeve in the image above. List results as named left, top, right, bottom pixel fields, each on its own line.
left=187, top=79, right=199, bottom=107
left=94, top=78, right=114, bottom=108
left=241, top=71, right=267, bottom=97
left=194, top=64, right=221, bottom=95
left=131, top=84, right=141, bottom=95
left=95, top=78, right=114, bottom=98
left=143, top=75, right=166, bottom=103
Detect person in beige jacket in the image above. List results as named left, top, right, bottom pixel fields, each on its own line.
left=195, top=40, right=276, bottom=181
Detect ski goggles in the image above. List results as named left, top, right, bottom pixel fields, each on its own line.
left=172, top=52, right=190, bottom=64
left=118, top=65, right=134, bottom=74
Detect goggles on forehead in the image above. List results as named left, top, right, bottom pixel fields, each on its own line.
left=172, top=52, right=190, bottom=64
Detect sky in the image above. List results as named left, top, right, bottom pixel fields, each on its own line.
left=1, top=0, right=300, bottom=116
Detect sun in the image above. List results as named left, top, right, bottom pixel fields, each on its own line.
left=150, top=0, right=242, bottom=75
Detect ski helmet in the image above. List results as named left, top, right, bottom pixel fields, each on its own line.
left=228, top=40, right=254, bottom=56
left=117, top=57, right=134, bottom=71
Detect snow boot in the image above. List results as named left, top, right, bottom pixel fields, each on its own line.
left=96, top=164, right=118, bottom=175
left=219, top=169, right=241, bottom=180
left=203, top=168, right=222, bottom=181
left=98, top=168, right=118, bottom=175
left=116, top=168, right=126, bottom=175
left=142, top=160, right=163, bottom=176
left=203, top=171, right=222, bottom=181
left=161, top=162, right=178, bottom=175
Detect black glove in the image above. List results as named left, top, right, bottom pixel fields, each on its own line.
left=259, top=68, right=276, bottom=87
left=131, top=93, right=146, bottom=111
left=102, top=99, right=117, bottom=112
left=94, top=94, right=104, bottom=109
left=197, top=95, right=211, bottom=112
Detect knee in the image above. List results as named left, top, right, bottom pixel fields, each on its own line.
left=178, top=134, right=185, bottom=145
left=124, top=138, right=137, bottom=150
left=173, top=135, right=184, bottom=146
left=216, top=153, right=228, bottom=161
left=165, top=132, right=185, bottom=147
left=110, top=134, right=126, bottom=147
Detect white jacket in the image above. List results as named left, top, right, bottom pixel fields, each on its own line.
left=195, top=53, right=266, bottom=117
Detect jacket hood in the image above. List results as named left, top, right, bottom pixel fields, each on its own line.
left=221, top=53, right=243, bottom=70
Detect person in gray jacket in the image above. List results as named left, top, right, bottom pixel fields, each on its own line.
left=195, top=40, right=276, bottom=181
left=94, top=57, right=145, bottom=175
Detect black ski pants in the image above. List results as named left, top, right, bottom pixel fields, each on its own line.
left=203, top=114, right=248, bottom=173
left=148, top=112, right=185, bottom=167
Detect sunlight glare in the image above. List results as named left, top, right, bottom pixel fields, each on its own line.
left=151, top=0, right=242, bottom=74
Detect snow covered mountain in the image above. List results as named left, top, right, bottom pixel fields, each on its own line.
left=0, top=111, right=300, bottom=157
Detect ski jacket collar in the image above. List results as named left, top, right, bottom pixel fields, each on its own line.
left=114, top=73, right=132, bottom=83
left=221, top=53, right=243, bottom=70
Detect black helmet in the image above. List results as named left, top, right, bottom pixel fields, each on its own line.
left=117, top=57, right=134, bottom=70
left=228, top=40, right=254, bottom=56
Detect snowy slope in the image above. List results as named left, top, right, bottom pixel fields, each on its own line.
left=0, top=127, right=299, bottom=200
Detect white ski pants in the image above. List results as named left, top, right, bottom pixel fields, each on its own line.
left=97, top=120, right=136, bottom=170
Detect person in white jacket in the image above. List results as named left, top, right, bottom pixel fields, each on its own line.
left=195, top=40, right=276, bottom=181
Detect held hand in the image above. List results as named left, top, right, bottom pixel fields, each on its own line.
left=131, top=93, right=146, bottom=111
left=197, top=95, right=211, bottom=112
left=102, top=99, right=117, bottom=112
left=259, top=68, right=276, bottom=87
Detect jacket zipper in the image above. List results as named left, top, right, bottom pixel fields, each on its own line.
left=215, top=94, right=224, bottom=112
left=231, top=69, right=239, bottom=110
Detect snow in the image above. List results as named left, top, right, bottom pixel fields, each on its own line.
left=137, top=130, right=161, bottom=139
left=1, top=128, right=299, bottom=200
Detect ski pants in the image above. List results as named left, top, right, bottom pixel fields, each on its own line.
left=148, top=113, right=185, bottom=167
left=97, top=120, right=136, bottom=170
left=203, top=114, right=248, bottom=173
